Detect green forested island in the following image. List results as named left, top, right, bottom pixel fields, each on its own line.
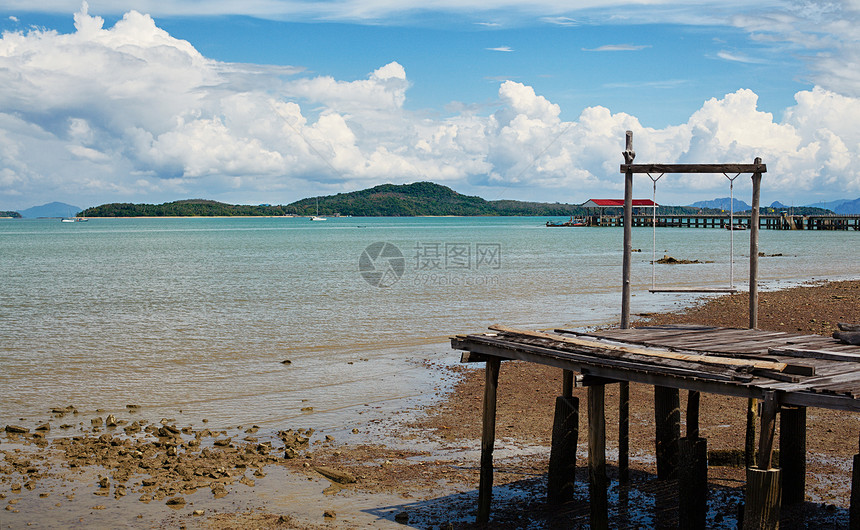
left=0, top=211, right=22, bottom=218
left=79, top=182, right=708, bottom=217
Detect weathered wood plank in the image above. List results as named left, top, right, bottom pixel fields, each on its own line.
left=620, top=163, right=767, bottom=174
left=490, top=325, right=789, bottom=371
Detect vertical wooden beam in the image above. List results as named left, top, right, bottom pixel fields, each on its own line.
left=562, top=369, right=574, bottom=398
left=744, top=392, right=781, bottom=529
left=686, top=390, right=700, bottom=439
left=477, top=358, right=501, bottom=524
left=745, top=398, right=757, bottom=469
left=678, top=390, right=707, bottom=529
left=780, top=406, right=806, bottom=505
left=620, top=131, right=635, bottom=489
left=547, top=396, right=580, bottom=504
left=757, top=393, right=778, bottom=470
left=621, top=130, right=635, bottom=329
left=850, top=436, right=860, bottom=530
left=588, top=384, right=608, bottom=530
left=749, top=159, right=762, bottom=330
left=655, top=386, right=680, bottom=480
left=619, top=381, right=630, bottom=483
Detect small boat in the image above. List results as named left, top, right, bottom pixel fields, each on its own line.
left=309, top=198, right=327, bottom=221
left=61, top=217, right=88, bottom=223
left=725, top=224, right=746, bottom=230
left=546, top=216, right=587, bottom=227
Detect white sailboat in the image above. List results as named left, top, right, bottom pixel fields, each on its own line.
left=310, top=198, right=327, bottom=221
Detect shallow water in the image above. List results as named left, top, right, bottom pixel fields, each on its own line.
left=1, top=217, right=857, bottom=432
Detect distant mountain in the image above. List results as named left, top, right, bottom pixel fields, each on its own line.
left=805, top=199, right=848, bottom=212
left=834, top=198, right=860, bottom=215
left=19, top=202, right=82, bottom=218
left=769, top=201, right=790, bottom=209
left=688, top=197, right=750, bottom=212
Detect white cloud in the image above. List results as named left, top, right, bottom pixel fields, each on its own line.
left=1, top=5, right=859, bottom=209
left=486, top=46, right=514, bottom=52
left=583, top=44, right=651, bottom=52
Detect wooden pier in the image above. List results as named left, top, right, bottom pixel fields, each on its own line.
left=582, top=213, right=860, bottom=230
left=452, top=324, right=860, bottom=527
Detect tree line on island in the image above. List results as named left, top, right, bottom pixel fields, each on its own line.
left=74, top=182, right=844, bottom=218
left=78, top=182, right=732, bottom=218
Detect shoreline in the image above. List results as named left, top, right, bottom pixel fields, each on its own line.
left=2, top=279, right=859, bottom=527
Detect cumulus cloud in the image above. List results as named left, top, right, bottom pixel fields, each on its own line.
left=0, top=5, right=859, bottom=209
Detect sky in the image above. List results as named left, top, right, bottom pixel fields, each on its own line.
left=1, top=1, right=859, bottom=210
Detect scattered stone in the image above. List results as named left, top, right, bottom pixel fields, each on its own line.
left=239, top=476, right=255, bottom=487
left=35, top=423, right=50, bottom=431
left=192, top=509, right=204, bottom=516
left=4, top=425, right=28, bottom=434
left=281, top=359, right=292, bottom=365
left=105, top=414, right=117, bottom=427
left=210, top=483, right=228, bottom=499
left=91, top=505, right=106, bottom=510
left=165, top=496, right=186, bottom=507
left=656, top=254, right=701, bottom=264
left=213, top=438, right=231, bottom=447
left=323, top=510, right=336, bottom=519
left=394, top=511, right=409, bottom=524
left=91, top=417, right=103, bottom=427
left=301, top=406, right=314, bottom=412
left=139, top=494, right=152, bottom=503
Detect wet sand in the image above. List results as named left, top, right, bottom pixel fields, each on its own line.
left=2, top=279, right=859, bottom=528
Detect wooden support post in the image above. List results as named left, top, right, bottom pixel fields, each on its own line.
left=619, top=131, right=634, bottom=488
left=744, top=392, right=781, bottom=529
left=621, top=130, right=635, bottom=329
left=744, top=468, right=782, bottom=530
left=745, top=398, right=757, bottom=469
left=851, top=452, right=860, bottom=529
left=749, top=160, right=762, bottom=330
left=562, top=369, right=574, bottom=397
left=655, top=386, right=680, bottom=480
left=619, top=380, right=630, bottom=483
left=588, top=384, right=608, bottom=530
left=679, top=390, right=707, bottom=529
left=757, top=393, right=778, bottom=471
left=547, top=396, right=580, bottom=504
left=477, top=358, right=501, bottom=524
left=851, top=431, right=860, bottom=529
left=780, top=406, right=806, bottom=505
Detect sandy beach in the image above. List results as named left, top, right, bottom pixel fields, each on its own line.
left=2, top=279, right=859, bottom=528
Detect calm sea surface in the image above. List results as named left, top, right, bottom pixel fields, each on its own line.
left=1, top=217, right=857, bottom=432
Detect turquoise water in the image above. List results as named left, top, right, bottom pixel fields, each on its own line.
left=1, top=217, right=857, bottom=431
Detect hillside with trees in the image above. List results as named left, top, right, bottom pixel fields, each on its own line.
left=80, top=182, right=710, bottom=217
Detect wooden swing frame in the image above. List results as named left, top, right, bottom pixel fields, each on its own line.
left=618, top=130, right=767, bottom=330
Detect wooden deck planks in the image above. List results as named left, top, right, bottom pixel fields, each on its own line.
left=456, top=325, right=860, bottom=407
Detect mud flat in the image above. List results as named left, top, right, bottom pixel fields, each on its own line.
left=2, top=279, right=859, bottom=528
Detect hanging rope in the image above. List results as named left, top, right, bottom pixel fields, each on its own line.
left=648, top=173, right=664, bottom=290
left=723, top=173, right=741, bottom=288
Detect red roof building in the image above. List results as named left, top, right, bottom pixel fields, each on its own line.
left=581, top=199, right=658, bottom=208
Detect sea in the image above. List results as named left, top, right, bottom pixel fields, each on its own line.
left=1, top=216, right=857, bottom=434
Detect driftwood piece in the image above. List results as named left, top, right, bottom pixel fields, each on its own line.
left=834, top=331, right=860, bottom=346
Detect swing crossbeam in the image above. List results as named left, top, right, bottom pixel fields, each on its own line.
left=621, top=163, right=766, bottom=174
left=648, top=288, right=739, bottom=294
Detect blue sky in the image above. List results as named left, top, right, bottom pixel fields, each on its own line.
left=1, top=1, right=859, bottom=209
